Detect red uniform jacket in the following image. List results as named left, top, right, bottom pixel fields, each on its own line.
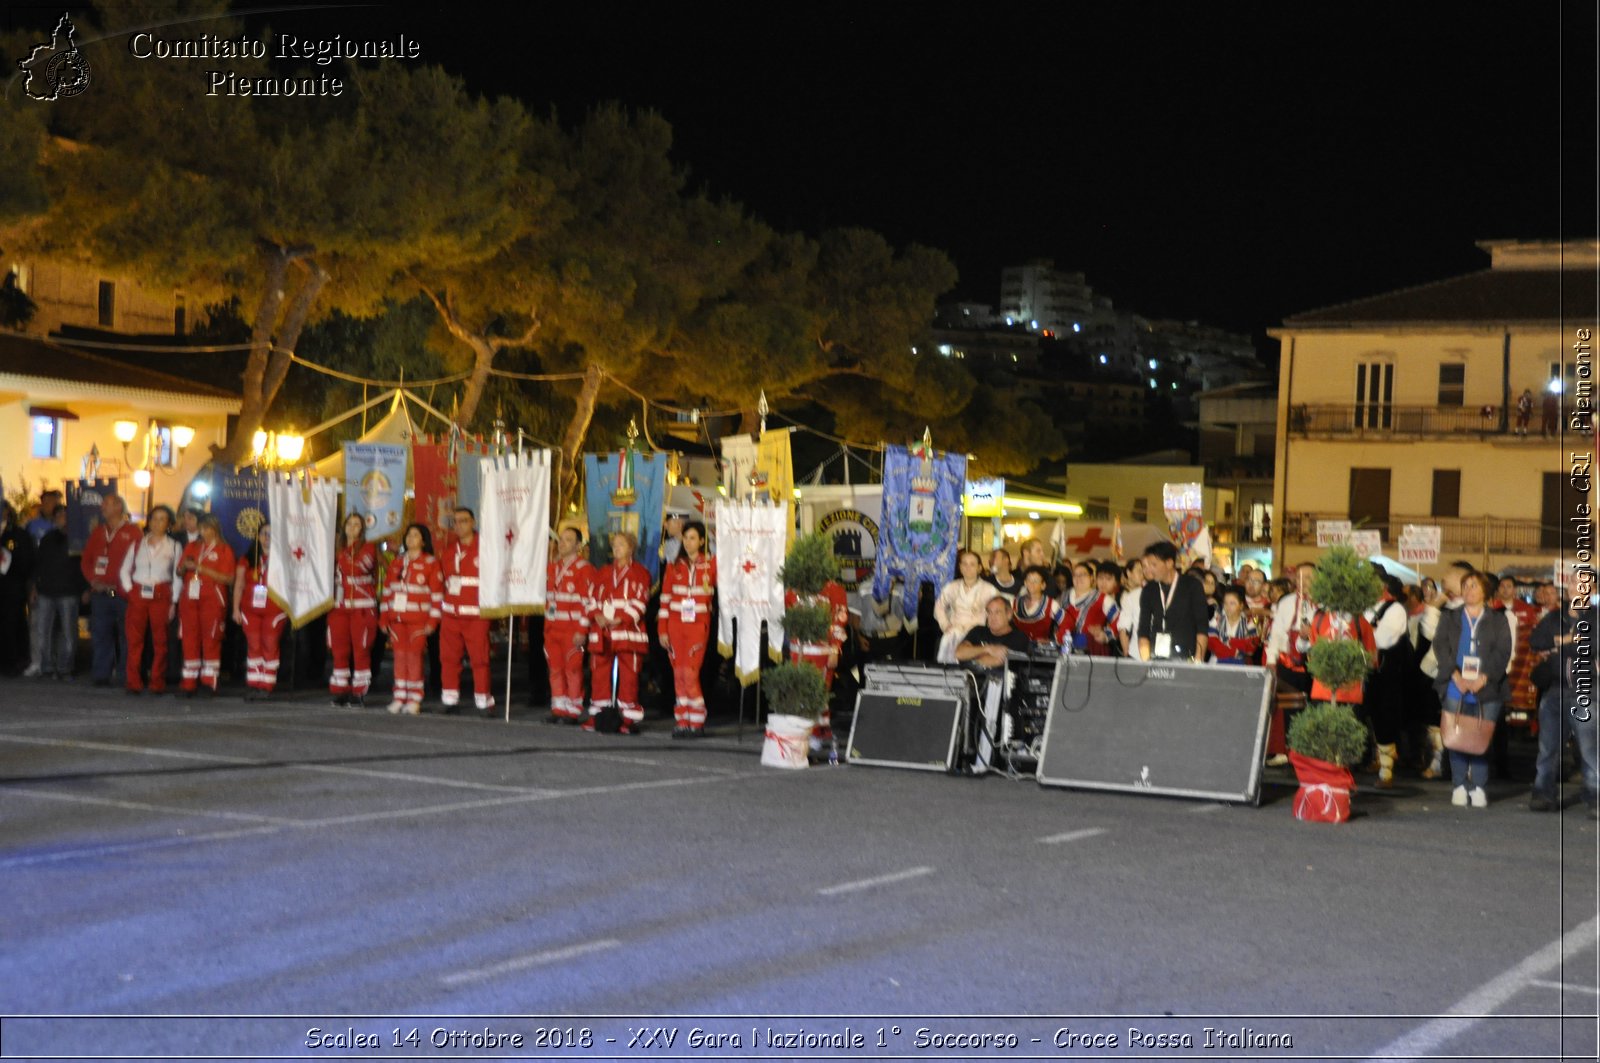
left=1207, top=613, right=1263, bottom=665
left=1062, top=592, right=1119, bottom=656
left=661, top=554, right=717, bottom=634
left=237, top=554, right=283, bottom=616
left=589, top=560, right=650, bottom=651
left=382, top=553, right=443, bottom=628
left=81, top=520, right=143, bottom=597
left=336, top=542, right=378, bottom=610
left=785, top=582, right=849, bottom=654
left=1013, top=595, right=1065, bottom=645
left=1308, top=610, right=1376, bottom=703
left=440, top=536, right=482, bottom=618
left=180, top=539, right=235, bottom=610
left=546, top=555, right=594, bottom=629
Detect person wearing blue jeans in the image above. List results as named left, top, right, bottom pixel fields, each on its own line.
left=1529, top=588, right=1600, bottom=816
left=1430, top=570, right=1511, bottom=808
left=88, top=591, right=127, bottom=685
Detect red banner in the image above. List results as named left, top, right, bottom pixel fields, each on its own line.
left=411, top=441, right=458, bottom=542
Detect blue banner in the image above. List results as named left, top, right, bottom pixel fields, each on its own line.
left=65, top=478, right=119, bottom=554
left=872, top=444, right=967, bottom=618
left=343, top=443, right=409, bottom=542
left=456, top=450, right=486, bottom=525
left=583, top=450, right=669, bottom=580
left=213, top=469, right=268, bottom=560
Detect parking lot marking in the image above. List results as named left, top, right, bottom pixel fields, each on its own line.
left=1530, top=978, right=1600, bottom=996
left=0, top=732, right=256, bottom=765
left=1374, top=915, right=1599, bottom=1061
left=817, top=866, right=934, bottom=896
left=441, top=938, right=623, bottom=987
left=1038, top=827, right=1109, bottom=845
left=5, top=786, right=301, bottom=825
left=289, top=762, right=556, bottom=795
left=0, top=823, right=287, bottom=869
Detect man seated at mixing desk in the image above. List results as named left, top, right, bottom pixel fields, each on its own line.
left=955, top=596, right=1031, bottom=670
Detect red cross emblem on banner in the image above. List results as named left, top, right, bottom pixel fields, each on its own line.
left=1066, top=527, right=1112, bottom=554
left=504, top=527, right=515, bottom=546
left=292, top=546, right=306, bottom=562
left=741, top=559, right=758, bottom=575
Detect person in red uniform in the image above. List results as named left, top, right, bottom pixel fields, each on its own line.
left=1207, top=585, right=1263, bottom=665
left=81, top=493, right=144, bottom=686
left=233, top=522, right=287, bottom=701
left=440, top=507, right=494, bottom=715
left=1307, top=605, right=1377, bottom=704
left=1060, top=561, right=1120, bottom=657
left=544, top=525, right=593, bottom=724
left=120, top=505, right=180, bottom=695
left=328, top=512, right=379, bottom=707
left=785, top=576, right=849, bottom=738
left=1012, top=565, right=1065, bottom=646
left=585, top=530, right=650, bottom=734
left=659, top=519, right=716, bottom=738
left=178, top=514, right=234, bottom=697
left=382, top=523, right=442, bottom=715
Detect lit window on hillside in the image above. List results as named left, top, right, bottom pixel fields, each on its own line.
left=31, top=416, right=60, bottom=459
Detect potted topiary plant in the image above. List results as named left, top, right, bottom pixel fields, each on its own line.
left=1286, top=704, right=1370, bottom=822
left=760, top=661, right=828, bottom=770
left=779, top=533, right=848, bottom=745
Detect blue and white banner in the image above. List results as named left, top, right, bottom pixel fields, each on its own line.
left=65, top=478, right=119, bottom=554
left=213, top=469, right=268, bottom=561
left=343, top=443, right=408, bottom=541
left=583, top=450, right=669, bottom=580
left=872, top=443, right=966, bottom=619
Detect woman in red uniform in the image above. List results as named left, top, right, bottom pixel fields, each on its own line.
left=381, top=523, right=442, bottom=715
left=586, top=530, right=651, bottom=734
left=1012, top=565, right=1065, bottom=646
left=328, top=512, right=379, bottom=707
left=1061, top=561, right=1120, bottom=657
left=178, top=514, right=234, bottom=697
left=660, top=520, right=716, bottom=738
left=233, top=522, right=287, bottom=701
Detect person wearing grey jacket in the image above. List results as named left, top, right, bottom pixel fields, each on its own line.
left=1430, top=570, right=1512, bottom=808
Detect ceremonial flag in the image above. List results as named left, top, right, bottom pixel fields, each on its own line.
left=410, top=441, right=457, bottom=543
left=872, top=440, right=966, bottom=619
left=456, top=448, right=487, bottom=521
left=583, top=449, right=669, bottom=579
left=714, top=498, right=789, bottom=686
left=212, top=469, right=268, bottom=560
left=343, top=442, right=408, bottom=540
left=266, top=471, right=338, bottom=628
left=478, top=450, right=552, bottom=618
left=1112, top=516, right=1125, bottom=564
left=65, top=478, right=118, bottom=554
left=720, top=434, right=758, bottom=499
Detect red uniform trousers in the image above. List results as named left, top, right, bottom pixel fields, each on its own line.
left=544, top=622, right=587, bottom=719
left=180, top=593, right=228, bottom=691
left=125, top=586, right=174, bottom=692
left=327, top=607, right=377, bottom=697
left=441, top=615, right=493, bottom=709
left=589, top=632, right=644, bottom=724
left=664, top=618, right=711, bottom=729
left=790, top=642, right=838, bottom=732
left=241, top=602, right=287, bottom=692
left=389, top=619, right=430, bottom=706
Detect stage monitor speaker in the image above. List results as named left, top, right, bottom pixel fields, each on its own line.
left=1036, top=657, right=1272, bottom=803
left=847, top=689, right=966, bottom=772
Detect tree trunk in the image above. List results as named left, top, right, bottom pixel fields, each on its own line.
left=455, top=335, right=498, bottom=428
left=557, top=362, right=605, bottom=513
left=260, top=260, right=329, bottom=403
left=217, top=247, right=291, bottom=466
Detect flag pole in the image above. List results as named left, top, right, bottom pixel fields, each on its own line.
left=504, top=617, right=513, bottom=723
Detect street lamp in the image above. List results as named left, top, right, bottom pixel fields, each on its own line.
left=276, top=430, right=305, bottom=464
left=172, top=424, right=196, bottom=451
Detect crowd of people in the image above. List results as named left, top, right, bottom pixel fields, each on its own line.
left=1, top=495, right=1594, bottom=812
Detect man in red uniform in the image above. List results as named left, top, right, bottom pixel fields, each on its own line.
left=544, top=525, right=592, bottom=723
left=234, top=523, right=287, bottom=700
left=785, top=578, right=849, bottom=737
left=80, top=493, right=143, bottom=686
left=440, top=507, right=493, bottom=715
left=586, top=531, right=651, bottom=734
left=178, top=515, right=234, bottom=696
left=328, top=513, right=378, bottom=707
left=660, top=520, right=716, bottom=738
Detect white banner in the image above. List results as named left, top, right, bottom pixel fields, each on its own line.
left=1398, top=524, right=1442, bottom=565
left=1316, top=520, right=1352, bottom=547
left=1347, top=529, right=1381, bottom=559
left=714, top=498, right=788, bottom=686
left=478, top=450, right=551, bottom=617
left=720, top=434, right=759, bottom=500
left=266, top=471, right=339, bottom=629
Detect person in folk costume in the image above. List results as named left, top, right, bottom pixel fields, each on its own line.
left=382, top=523, right=443, bottom=715
left=782, top=534, right=851, bottom=739
left=1207, top=585, right=1262, bottom=666
left=119, top=505, right=180, bottom=695
left=177, top=514, right=235, bottom=697
left=1493, top=573, right=1540, bottom=716
left=544, top=524, right=593, bottom=724
left=585, top=530, right=651, bottom=734
left=233, top=521, right=288, bottom=700
left=1061, top=560, right=1118, bottom=657
left=660, top=519, right=716, bottom=738
left=1364, top=572, right=1414, bottom=787
left=1306, top=593, right=1378, bottom=705
left=933, top=549, right=998, bottom=664
left=439, top=507, right=494, bottom=715
left=328, top=512, right=379, bottom=707
left=1012, top=565, right=1066, bottom=646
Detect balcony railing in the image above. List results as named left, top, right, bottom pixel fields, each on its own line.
left=1283, top=513, right=1559, bottom=554
left=1287, top=404, right=1528, bottom=437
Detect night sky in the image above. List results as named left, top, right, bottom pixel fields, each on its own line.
left=9, top=3, right=1594, bottom=345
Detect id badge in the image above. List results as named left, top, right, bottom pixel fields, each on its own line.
left=679, top=597, right=697, bottom=622
left=187, top=578, right=200, bottom=601
left=392, top=591, right=409, bottom=612
left=447, top=576, right=462, bottom=596
left=1461, top=655, right=1482, bottom=681
left=251, top=584, right=268, bottom=610
left=1153, top=633, right=1174, bottom=659
left=141, top=584, right=155, bottom=600
left=94, top=556, right=109, bottom=576
left=602, top=602, right=617, bottom=622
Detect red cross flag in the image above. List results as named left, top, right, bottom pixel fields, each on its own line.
left=478, top=450, right=551, bottom=618
left=266, top=471, right=339, bottom=628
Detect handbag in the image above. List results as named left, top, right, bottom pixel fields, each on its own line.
left=1440, top=697, right=1495, bottom=755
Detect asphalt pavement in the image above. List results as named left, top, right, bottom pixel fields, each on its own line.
left=1, top=679, right=1596, bottom=1062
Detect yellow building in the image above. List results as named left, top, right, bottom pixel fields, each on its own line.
left=1269, top=239, right=1596, bottom=578
left=0, top=332, right=238, bottom=517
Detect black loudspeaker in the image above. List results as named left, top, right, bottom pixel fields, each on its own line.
left=1036, top=657, right=1273, bottom=803
left=847, top=690, right=965, bottom=771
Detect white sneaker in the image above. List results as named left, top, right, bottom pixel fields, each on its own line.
left=386, top=700, right=403, bottom=715
left=1469, top=787, right=1489, bottom=808
left=22, top=664, right=42, bottom=678
left=1451, top=786, right=1468, bottom=806
left=404, top=702, right=422, bottom=715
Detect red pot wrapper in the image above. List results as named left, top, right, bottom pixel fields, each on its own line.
left=1289, top=751, right=1355, bottom=823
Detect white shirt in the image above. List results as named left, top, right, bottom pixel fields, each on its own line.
left=934, top=578, right=998, bottom=636
left=1365, top=598, right=1408, bottom=651
left=1117, top=587, right=1142, bottom=639
left=1267, top=592, right=1307, bottom=666
left=120, top=534, right=180, bottom=594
